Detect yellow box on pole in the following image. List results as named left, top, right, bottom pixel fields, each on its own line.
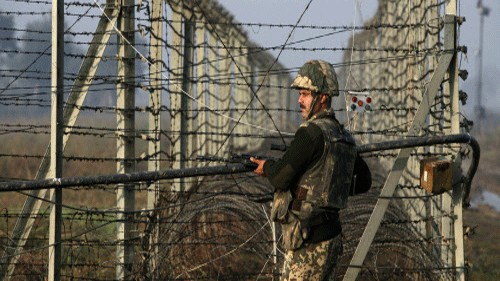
left=420, top=157, right=453, bottom=194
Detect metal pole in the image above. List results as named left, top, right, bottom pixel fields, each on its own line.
left=475, top=1, right=489, bottom=134
left=147, top=0, right=163, bottom=278
left=219, top=29, right=232, bottom=155
left=441, top=0, right=456, bottom=272
left=425, top=0, right=441, bottom=262
left=196, top=22, right=207, bottom=160
left=0, top=134, right=480, bottom=204
left=170, top=0, right=184, bottom=193
left=184, top=18, right=197, bottom=171
left=0, top=164, right=256, bottom=192
left=169, top=8, right=196, bottom=192
left=207, top=32, right=218, bottom=156
left=233, top=36, right=245, bottom=150
left=116, top=0, right=135, bottom=279
left=445, top=1, right=467, bottom=279
left=48, top=0, right=64, bottom=280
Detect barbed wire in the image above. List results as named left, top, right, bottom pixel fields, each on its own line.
left=0, top=0, right=471, bottom=280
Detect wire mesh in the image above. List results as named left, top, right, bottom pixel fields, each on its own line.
left=0, top=0, right=472, bottom=280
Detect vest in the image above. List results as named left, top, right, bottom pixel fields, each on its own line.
left=290, top=111, right=357, bottom=221
left=270, top=109, right=357, bottom=250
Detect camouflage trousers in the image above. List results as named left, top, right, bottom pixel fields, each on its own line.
left=280, top=234, right=342, bottom=281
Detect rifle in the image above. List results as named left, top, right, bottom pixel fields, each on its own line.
left=196, top=153, right=266, bottom=169
left=196, top=143, right=286, bottom=171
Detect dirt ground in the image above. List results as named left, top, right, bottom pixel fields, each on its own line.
left=463, top=122, right=500, bottom=281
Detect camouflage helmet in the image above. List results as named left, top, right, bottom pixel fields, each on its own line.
left=291, top=60, right=339, bottom=97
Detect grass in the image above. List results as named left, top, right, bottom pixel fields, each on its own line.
left=464, top=206, right=500, bottom=280
left=1, top=115, right=499, bottom=280
left=463, top=125, right=500, bottom=281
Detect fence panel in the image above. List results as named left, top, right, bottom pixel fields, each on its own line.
left=0, top=0, right=474, bottom=280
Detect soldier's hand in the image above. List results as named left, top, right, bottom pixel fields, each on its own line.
left=250, top=157, right=266, bottom=176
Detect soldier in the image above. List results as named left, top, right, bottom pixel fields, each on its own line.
left=250, top=60, right=357, bottom=280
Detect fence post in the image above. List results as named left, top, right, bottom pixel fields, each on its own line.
left=207, top=32, right=219, bottom=156
left=48, top=0, right=64, bottom=280
left=254, top=60, right=266, bottom=141
left=196, top=21, right=207, bottom=160
left=170, top=2, right=195, bottom=191
left=219, top=27, right=233, bottom=154
left=170, top=0, right=183, bottom=192
left=116, top=0, right=136, bottom=279
left=183, top=16, right=196, bottom=175
left=233, top=35, right=245, bottom=150
left=147, top=0, right=163, bottom=278
left=445, top=1, right=465, bottom=280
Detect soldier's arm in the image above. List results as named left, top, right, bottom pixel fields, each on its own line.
left=262, top=124, right=324, bottom=191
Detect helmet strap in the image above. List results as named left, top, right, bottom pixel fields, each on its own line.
left=307, top=93, right=320, bottom=120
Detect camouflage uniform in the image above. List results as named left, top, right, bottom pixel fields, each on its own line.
left=281, top=234, right=342, bottom=281
left=264, top=60, right=356, bottom=281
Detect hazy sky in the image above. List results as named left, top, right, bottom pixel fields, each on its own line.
left=2, top=0, right=498, bottom=116
left=217, top=0, right=500, bottom=116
